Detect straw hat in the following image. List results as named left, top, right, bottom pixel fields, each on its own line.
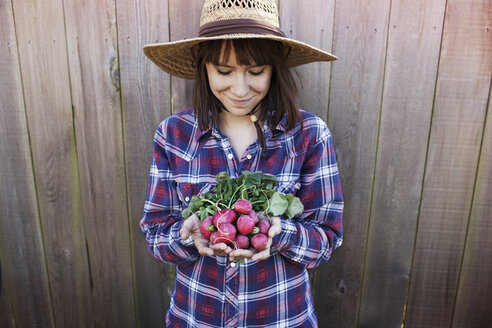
left=143, top=0, right=337, bottom=79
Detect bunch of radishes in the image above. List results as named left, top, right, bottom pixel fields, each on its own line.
left=199, top=199, right=270, bottom=251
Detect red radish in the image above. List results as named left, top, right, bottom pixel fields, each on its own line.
left=234, top=199, right=252, bottom=214
left=235, top=234, right=250, bottom=249
left=209, top=232, right=220, bottom=245
left=213, top=209, right=237, bottom=226
left=258, top=220, right=271, bottom=235
left=248, top=210, right=259, bottom=224
left=199, top=216, right=216, bottom=239
left=236, top=214, right=256, bottom=235
left=214, top=222, right=237, bottom=244
left=251, top=233, right=268, bottom=250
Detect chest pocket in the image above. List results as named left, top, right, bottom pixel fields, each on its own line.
left=177, top=182, right=212, bottom=207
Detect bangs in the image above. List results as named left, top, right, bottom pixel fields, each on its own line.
left=200, top=39, right=283, bottom=66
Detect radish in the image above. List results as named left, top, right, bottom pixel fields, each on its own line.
left=199, top=216, right=216, bottom=239
left=235, top=234, right=250, bottom=249
left=214, top=222, right=237, bottom=244
left=209, top=232, right=220, bottom=245
left=236, top=214, right=256, bottom=235
left=213, top=209, right=237, bottom=226
left=258, top=220, right=271, bottom=235
left=248, top=210, right=259, bottom=224
left=234, top=199, right=252, bottom=214
left=251, top=233, right=268, bottom=250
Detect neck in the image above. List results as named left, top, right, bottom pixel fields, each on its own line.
left=219, top=111, right=256, bottom=134
left=218, top=111, right=259, bottom=157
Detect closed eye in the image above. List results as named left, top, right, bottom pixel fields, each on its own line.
left=216, top=69, right=232, bottom=75
left=249, top=69, right=265, bottom=76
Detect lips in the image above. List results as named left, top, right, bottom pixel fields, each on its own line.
left=227, top=95, right=254, bottom=107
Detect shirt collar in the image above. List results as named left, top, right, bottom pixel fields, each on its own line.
left=192, top=112, right=291, bottom=142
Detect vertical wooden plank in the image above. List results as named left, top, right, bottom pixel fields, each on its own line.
left=62, top=0, right=136, bottom=326
left=452, top=88, right=492, bottom=328
left=278, top=0, right=335, bottom=120
left=0, top=1, right=53, bottom=326
left=116, top=0, right=176, bottom=327
left=168, top=0, right=203, bottom=112
left=278, top=0, right=335, bottom=303
left=319, top=0, right=391, bottom=326
left=358, top=1, right=447, bottom=327
left=10, top=0, right=93, bottom=326
left=405, top=0, right=492, bottom=326
left=0, top=278, right=15, bottom=328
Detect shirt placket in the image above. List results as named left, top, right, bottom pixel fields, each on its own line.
left=224, top=261, right=239, bottom=327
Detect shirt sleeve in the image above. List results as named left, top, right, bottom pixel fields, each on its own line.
left=139, top=123, right=200, bottom=266
left=271, top=124, right=343, bottom=268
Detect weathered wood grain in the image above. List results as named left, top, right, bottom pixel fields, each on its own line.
left=358, top=1, right=447, bottom=327
left=62, top=0, right=137, bottom=326
left=0, top=1, right=53, bottom=326
left=168, top=0, right=202, bottom=113
left=116, top=0, right=177, bottom=327
left=9, top=0, right=93, bottom=326
left=320, top=0, right=391, bottom=326
left=451, top=85, right=492, bottom=328
left=405, top=0, right=492, bottom=326
left=278, top=0, right=336, bottom=304
left=279, top=0, right=334, bottom=121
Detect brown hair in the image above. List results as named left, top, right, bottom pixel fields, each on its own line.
left=192, top=39, right=299, bottom=156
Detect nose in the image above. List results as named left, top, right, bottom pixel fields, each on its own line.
left=230, top=74, right=249, bottom=97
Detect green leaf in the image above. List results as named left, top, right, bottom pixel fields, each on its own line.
left=181, top=208, right=194, bottom=219
left=199, top=208, right=209, bottom=221
left=216, top=172, right=230, bottom=184
left=268, top=191, right=289, bottom=216
left=287, top=196, right=304, bottom=219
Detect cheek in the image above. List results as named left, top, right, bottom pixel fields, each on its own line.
left=255, top=76, right=272, bottom=95
left=207, top=73, right=229, bottom=94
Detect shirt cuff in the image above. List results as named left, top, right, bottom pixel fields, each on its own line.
left=271, top=219, right=297, bottom=252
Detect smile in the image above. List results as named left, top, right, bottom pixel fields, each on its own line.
left=227, top=96, right=254, bottom=107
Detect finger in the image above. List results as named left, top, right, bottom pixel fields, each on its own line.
left=268, top=217, right=282, bottom=238
left=196, top=244, right=214, bottom=257
left=229, top=249, right=255, bottom=260
left=251, top=248, right=270, bottom=261
left=180, top=221, right=191, bottom=240
left=211, top=243, right=233, bottom=255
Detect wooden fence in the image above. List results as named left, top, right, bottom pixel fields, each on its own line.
left=0, top=0, right=491, bottom=327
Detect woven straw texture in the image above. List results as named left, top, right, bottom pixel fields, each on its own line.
left=200, top=0, right=279, bottom=27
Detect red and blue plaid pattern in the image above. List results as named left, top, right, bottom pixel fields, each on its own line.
left=140, top=108, right=343, bottom=327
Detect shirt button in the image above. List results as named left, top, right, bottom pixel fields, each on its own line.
left=230, top=262, right=236, bottom=267
left=185, top=196, right=190, bottom=202
left=227, top=153, right=234, bottom=160
left=246, top=154, right=252, bottom=160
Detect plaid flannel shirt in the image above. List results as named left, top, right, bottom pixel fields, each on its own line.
left=140, top=108, right=343, bottom=328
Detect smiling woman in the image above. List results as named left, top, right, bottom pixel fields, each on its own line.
left=139, top=0, right=343, bottom=327
left=204, top=43, right=273, bottom=157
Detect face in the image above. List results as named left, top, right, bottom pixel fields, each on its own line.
left=205, top=45, right=273, bottom=117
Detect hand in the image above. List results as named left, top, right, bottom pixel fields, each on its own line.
left=180, top=215, right=214, bottom=257
left=228, top=215, right=281, bottom=262
left=180, top=214, right=233, bottom=257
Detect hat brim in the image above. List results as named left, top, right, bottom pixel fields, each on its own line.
left=143, top=34, right=337, bottom=79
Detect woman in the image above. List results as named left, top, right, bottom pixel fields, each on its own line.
left=140, top=1, right=343, bottom=327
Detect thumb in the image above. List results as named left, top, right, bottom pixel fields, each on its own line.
left=180, top=219, right=192, bottom=240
